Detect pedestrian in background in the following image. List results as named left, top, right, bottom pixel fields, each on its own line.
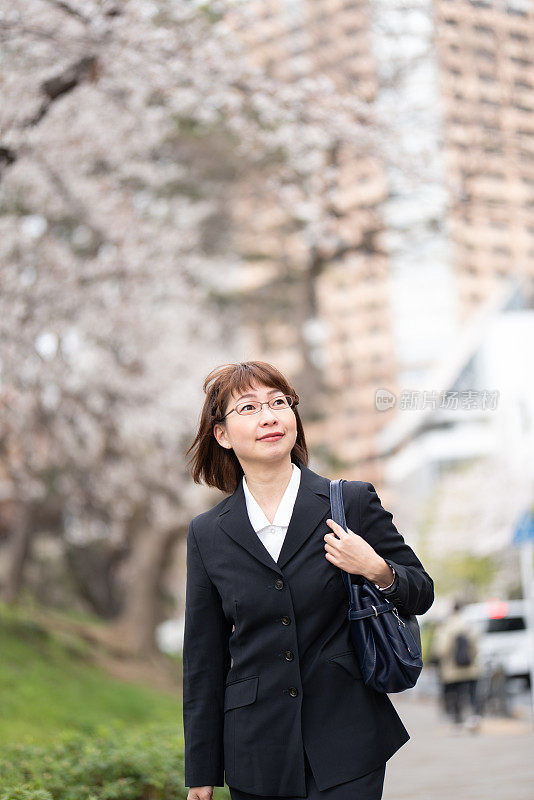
left=432, top=599, right=483, bottom=732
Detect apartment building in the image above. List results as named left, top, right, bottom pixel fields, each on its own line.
left=221, top=0, right=398, bottom=483
left=434, top=0, right=534, bottom=320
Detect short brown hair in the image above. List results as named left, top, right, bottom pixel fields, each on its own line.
left=185, top=361, right=309, bottom=493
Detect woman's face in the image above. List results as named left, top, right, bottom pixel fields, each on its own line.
left=213, top=381, right=298, bottom=468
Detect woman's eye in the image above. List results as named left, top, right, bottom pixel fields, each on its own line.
left=241, top=403, right=255, bottom=411
left=272, top=398, right=285, bottom=405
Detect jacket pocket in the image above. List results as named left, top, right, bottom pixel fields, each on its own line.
left=224, top=675, right=259, bottom=712
left=328, top=649, right=363, bottom=681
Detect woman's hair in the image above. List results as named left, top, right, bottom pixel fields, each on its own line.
left=185, top=360, right=309, bottom=493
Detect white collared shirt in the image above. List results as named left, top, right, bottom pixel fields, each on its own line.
left=242, top=463, right=301, bottom=563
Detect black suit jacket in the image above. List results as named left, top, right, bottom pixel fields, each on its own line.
left=182, top=460, right=434, bottom=795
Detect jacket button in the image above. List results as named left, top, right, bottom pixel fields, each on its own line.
left=284, top=650, right=294, bottom=661
left=289, top=687, right=298, bottom=697
left=275, top=578, right=284, bottom=589
left=281, top=615, right=291, bottom=625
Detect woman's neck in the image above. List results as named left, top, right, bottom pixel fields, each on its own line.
left=242, top=458, right=294, bottom=513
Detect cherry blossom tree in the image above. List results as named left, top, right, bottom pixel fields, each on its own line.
left=0, top=0, right=384, bottom=654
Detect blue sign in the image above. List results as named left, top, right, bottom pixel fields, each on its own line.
left=512, top=509, right=534, bottom=545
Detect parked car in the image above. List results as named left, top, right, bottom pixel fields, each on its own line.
left=460, top=599, right=532, bottom=686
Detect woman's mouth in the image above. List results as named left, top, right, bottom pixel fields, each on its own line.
left=258, top=433, right=284, bottom=442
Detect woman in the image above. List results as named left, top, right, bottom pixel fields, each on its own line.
left=183, top=361, right=434, bottom=800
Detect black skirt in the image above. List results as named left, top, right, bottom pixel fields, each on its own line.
left=228, top=749, right=386, bottom=800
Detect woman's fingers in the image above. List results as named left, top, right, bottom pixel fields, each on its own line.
left=188, top=788, right=214, bottom=800
left=325, top=518, right=351, bottom=537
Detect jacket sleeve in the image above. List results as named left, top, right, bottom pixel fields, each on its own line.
left=182, top=519, right=232, bottom=788
left=347, top=481, right=434, bottom=616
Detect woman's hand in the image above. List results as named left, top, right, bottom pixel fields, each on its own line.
left=188, top=787, right=214, bottom=800
left=323, top=518, right=393, bottom=585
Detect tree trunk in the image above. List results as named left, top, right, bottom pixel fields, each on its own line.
left=109, top=522, right=183, bottom=657
left=1, top=503, right=33, bottom=604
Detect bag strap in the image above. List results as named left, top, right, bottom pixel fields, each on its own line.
left=328, top=479, right=355, bottom=598
left=329, top=479, right=393, bottom=619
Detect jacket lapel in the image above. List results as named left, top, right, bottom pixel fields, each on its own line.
left=217, top=460, right=331, bottom=573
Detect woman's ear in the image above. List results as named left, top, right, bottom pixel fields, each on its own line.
left=213, top=423, right=231, bottom=449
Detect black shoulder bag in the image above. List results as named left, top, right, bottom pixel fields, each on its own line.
left=329, top=478, right=423, bottom=693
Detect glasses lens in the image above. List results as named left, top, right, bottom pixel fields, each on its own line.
left=269, top=395, right=292, bottom=409
left=236, top=401, right=261, bottom=415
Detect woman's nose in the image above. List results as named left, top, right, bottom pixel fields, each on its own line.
left=258, top=404, right=277, bottom=421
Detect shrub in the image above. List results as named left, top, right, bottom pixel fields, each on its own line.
left=0, top=722, right=193, bottom=800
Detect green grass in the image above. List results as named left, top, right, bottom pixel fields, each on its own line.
left=0, top=603, right=235, bottom=798
left=0, top=603, right=181, bottom=747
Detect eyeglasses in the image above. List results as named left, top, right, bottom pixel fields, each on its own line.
left=220, top=394, right=298, bottom=420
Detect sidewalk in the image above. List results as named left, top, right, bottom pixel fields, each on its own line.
left=382, top=694, right=534, bottom=800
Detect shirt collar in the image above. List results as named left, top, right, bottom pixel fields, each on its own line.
left=242, top=463, right=301, bottom=532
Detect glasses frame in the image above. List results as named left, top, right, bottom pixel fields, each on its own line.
left=219, top=394, right=298, bottom=421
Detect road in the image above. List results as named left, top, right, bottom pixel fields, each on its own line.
left=382, top=690, right=534, bottom=800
